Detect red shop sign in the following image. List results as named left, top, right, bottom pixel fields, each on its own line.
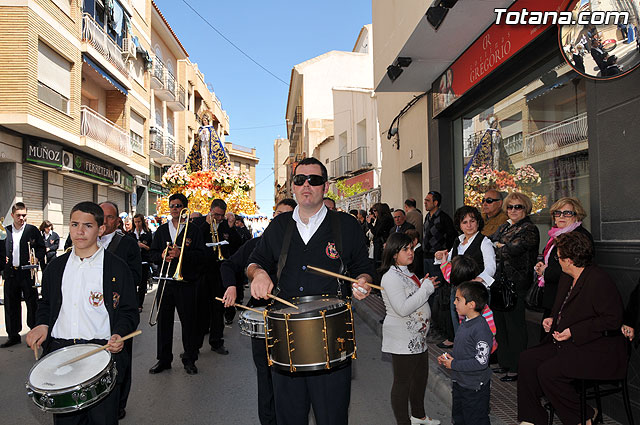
left=432, top=0, right=573, bottom=116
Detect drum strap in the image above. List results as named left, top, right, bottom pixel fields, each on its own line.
left=329, top=211, right=347, bottom=297
left=276, top=218, right=296, bottom=295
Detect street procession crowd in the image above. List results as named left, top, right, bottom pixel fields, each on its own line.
left=1, top=156, right=639, bottom=425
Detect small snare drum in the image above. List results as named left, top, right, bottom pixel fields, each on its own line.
left=26, top=344, right=117, bottom=413
left=238, top=307, right=266, bottom=338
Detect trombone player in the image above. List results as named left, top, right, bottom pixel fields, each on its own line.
left=148, top=194, right=205, bottom=375
left=194, top=198, right=241, bottom=355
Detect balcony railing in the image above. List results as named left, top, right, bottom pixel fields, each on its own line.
left=523, top=112, right=587, bottom=158
left=177, top=146, right=185, bottom=163
left=80, top=106, right=132, bottom=156
left=349, top=146, right=369, bottom=171
left=165, top=135, right=176, bottom=161
left=289, top=105, right=302, bottom=141
left=81, top=14, right=129, bottom=78
left=503, top=132, right=523, bottom=156
left=150, top=128, right=164, bottom=155
left=330, top=155, right=349, bottom=179
left=130, top=131, right=144, bottom=155
left=152, top=58, right=164, bottom=88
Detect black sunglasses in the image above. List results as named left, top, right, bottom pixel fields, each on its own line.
left=507, top=204, right=525, bottom=210
left=169, top=203, right=184, bottom=209
left=293, top=174, right=326, bottom=186
left=482, top=197, right=501, bottom=204
left=552, top=210, right=576, bottom=217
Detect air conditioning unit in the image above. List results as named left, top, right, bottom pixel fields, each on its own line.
left=62, top=151, right=73, bottom=171
left=135, top=176, right=146, bottom=186
left=122, top=37, right=136, bottom=60
left=113, top=170, right=121, bottom=185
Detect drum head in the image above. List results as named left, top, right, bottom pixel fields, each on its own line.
left=28, top=344, right=111, bottom=391
left=240, top=307, right=265, bottom=322
left=269, top=296, right=346, bottom=318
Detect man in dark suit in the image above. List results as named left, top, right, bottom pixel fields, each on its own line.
left=99, top=202, right=142, bottom=420
left=149, top=193, right=205, bottom=375
left=1, top=202, right=45, bottom=348
left=392, top=209, right=415, bottom=234
left=590, top=39, right=608, bottom=74
left=194, top=198, right=241, bottom=354
left=27, top=201, right=139, bottom=425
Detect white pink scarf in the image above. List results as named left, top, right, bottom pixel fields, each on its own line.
left=538, top=221, right=582, bottom=287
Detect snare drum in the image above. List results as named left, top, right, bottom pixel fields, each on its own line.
left=26, top=344, right=117, bottom=413
left=266, top=295, right=356, bottom=372
left=238, top=307, right=266, bottom=338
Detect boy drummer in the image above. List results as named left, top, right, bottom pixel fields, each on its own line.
left=27, top=202, right=139, bottom=425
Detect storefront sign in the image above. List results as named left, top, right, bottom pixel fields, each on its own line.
left=433, top=0, right=573, bottom=116
left=23, top=138, right=63, bottom=168
left=73, top=152, right=114, bottom=184
left=148, top=182, right=165, bottom=195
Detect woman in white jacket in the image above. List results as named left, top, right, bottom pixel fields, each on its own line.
left=381, top=232, right=441, bottom=425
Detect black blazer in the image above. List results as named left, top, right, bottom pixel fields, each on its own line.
left=150, top=221, right=205, bottom=283
left=104, top=230, right=142, bottom=287
left=43, top=231, right=60, bottom=264
left=197, top=218, right=242, bottom=268
left=36, top=250, right=139, bottom=342
left=3, top=223, right=45, bottom=278
left=130, top=230, right=153, bottom=263
left=394, top=221, right=415, bottom=234
left=545, top=265, right=627, bottom=380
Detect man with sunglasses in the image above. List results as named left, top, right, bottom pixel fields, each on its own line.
left=480, top=189, right=508, bottom=237
left=148, top=193, right=205, bottom=375
left=247, top=157, right=374, bottom=425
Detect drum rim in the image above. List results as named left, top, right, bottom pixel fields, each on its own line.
left=269, top=352, right=355, bottom=369
left=267, top=295, right=348, bottom=318
left=26, top=344, right=113, bottom=392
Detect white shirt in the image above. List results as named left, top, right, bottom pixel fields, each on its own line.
left=292, top=205, right=327, bottom=244
left=52, top=247, right=110, bottom=340
left=98, top=231, right=116, bottom=249
left=168, top=220, right=184, bottom=243
left=447, top=232, right=496, bottom=287
left=12, top=225, right=25, bottom=267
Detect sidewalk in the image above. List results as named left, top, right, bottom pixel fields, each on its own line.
left=353, top=294, right=620, bottom=425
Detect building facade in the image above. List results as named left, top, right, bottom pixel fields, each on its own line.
left=373, top=0, right=640, bottom=420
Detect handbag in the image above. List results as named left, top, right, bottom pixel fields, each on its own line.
left=490, top=271, right=517, bottom=312
left=525, top=278, right=545, bottom=312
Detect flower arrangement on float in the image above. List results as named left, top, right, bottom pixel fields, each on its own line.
left=157, top=164, right=258, bottom=215
left=464, top=164, right=547, bottom=213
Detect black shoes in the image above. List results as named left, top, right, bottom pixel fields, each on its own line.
left=0, top=337, right=20, bottom=348
left=118, top=408, right=126, bottom=420
left=492, top=367, right=509, bottom=374
left=500, top=374, right=518, bottom=382
left=184, top=363, right=198, bottom=375
left=224, top=319, right=233, bottom=326
left=211, top=345, right=229, bottom=355
left=149, top=362, right=171, bottom=374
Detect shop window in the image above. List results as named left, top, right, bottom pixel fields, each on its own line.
left=459, top=60, right=589, bottom=234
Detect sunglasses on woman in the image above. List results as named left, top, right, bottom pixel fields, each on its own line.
left=507, top=204, right=525, bottom=210
left=292, top=174, right=326, bottom=186
left=552, top=210, right=576, bottom=217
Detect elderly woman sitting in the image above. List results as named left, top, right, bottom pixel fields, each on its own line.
left=517, top=232, right=627, bottom=425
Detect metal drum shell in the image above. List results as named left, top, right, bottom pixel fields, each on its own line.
left=266, top=295, right=356, bottom=372
left=238, top=307, right=266, bottom=338
left=26, top=344, right=117, bottom=413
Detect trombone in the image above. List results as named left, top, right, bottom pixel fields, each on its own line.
left=149, top=207, right=191, bottom=326
left=210, top=216, right=225, bottom=261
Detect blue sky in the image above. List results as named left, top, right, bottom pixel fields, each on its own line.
left=154, top=0, right=372, bottom=213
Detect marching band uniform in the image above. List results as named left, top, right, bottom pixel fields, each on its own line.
left=149, top=219, right=205, bottom=373
left=248, top=207, right=374, bottom=425
left=42, top=229, right=60, bottom=270
left=130, top=228, right=153, bottom=309
left=2, top=222, right=45, bottom=347
left=36, top=247, right=139, bottom=425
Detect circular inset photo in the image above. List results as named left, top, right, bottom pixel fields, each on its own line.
left=559, top=0, right=640, bottom=80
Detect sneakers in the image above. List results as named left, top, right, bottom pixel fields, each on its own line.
left=410, top=416, right=441, bottom=425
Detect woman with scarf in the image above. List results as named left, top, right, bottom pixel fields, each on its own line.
left=535, top=197, right=593, bottom=333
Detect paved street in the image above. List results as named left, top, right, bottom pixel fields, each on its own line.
left=0, top=286, right=452, bottom=425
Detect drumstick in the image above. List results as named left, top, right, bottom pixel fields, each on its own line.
left=214, top=297, right=263, bottom=314
left=57, top=330, right=142, bottom=368
left=303, top=265, right=383, bottom=291
left=33, top=345, right=39, bottom=361
left=267, top=294, right=299, bottom=309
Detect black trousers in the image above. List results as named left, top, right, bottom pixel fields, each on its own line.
left=391, top=352, right=429, bottom=425
left=517, top=343, right=595, bottom=425
left=137, top=265, right=150, bottom=309
left=452, top=382, right=491, bottom=425
left=118, top=339, right=133, bottom=411
left=493, top=290, right=528, bottom=373
left=272, top=363, right=351, bottom=425
left=46, top=338, right=120, bottom=425
left=3, top=270, right=38, bottom=338
left=252, top=337, right=277, bottom=425
left=156, top=280, right=198, bottom=365
left=196, top=269, right=226, bottom=349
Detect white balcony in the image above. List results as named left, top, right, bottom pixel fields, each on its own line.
left=349, top=146, right=370, bottom=171
left=80, top=106, right=132, bottom=157
left=167, top=83, right=186, bottom=111
left=151, top=59, right=165, bottom=91
left=149, top=128, right=177, bottom=165
left=523, top=112, right=588, bottom=160
left=81, top=14, right=129, bottom=81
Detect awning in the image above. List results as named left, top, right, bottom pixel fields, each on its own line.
left=82, top=54, right=128, bottom=95
left=526, top=73, right=575, bottom=103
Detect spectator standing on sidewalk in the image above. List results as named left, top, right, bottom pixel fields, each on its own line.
left=404, top=198, right=423, bottom=239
